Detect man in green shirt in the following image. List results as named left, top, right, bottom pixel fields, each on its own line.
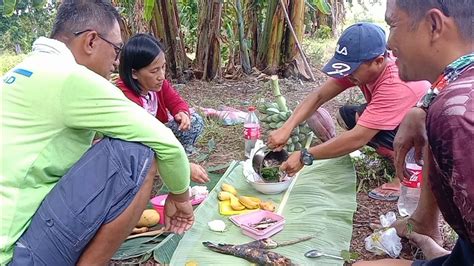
left=1, top=1, right=193, bottom=265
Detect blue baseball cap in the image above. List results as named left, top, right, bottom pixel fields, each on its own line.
left=322, top=22, right=387, bottom=78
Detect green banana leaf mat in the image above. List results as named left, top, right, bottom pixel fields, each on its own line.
left=168, top=155, right=357, bottom=265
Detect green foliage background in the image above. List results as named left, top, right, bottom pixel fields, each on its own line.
left=0, top=0, right=57, bottom=54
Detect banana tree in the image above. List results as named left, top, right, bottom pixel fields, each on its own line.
left=1, top=0, right=47, bottom=16
left=254, top=0, right=335, bottom=79
left=195, top=0, right=223, bottom=81
left=148, top=0, right=190, bottom=81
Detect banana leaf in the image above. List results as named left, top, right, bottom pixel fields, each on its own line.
left=111, top=234, right=166, bottom=261
left=153, top=234, right=183, bottom=264
left=143, top=0, right=155, bottom=22
left=313, top=0, right=332, bottom=15
left=169, top=156, right=357, bottom=265
left=1, top=0, right=16, bottom=16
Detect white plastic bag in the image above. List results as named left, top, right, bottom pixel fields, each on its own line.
left=241, top=140, right=264, bottom=182
left=364, top=212, right=402, bottom=258
left=380, top=211, right=397, bottom=227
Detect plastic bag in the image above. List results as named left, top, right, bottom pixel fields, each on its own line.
left=364, top=212, right=402, bottom=258
left=241, top=140, right=265, bottom=182
left=380, top=211, right=397, bottom=227
left=190, top=185, right=209, bottom=202
left=198, top=106, right=247, bottom=126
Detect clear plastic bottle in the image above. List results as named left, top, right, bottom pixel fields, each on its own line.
left=244, top=106, right=260, bottom=158
left=398, top=148, right=423, bottom=217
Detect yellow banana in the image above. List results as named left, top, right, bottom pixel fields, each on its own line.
left=238, top=196, right=260, bottom=209
left=221, top=183, right=238, bottom=195
left=218, top=191, right=233, bottom=201
left=230, top=194, right=245, bottom=210
left=259, top=201, right=276, bottom=212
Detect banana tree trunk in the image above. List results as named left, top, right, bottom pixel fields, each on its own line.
left=195, top=0, right=223, bottom=81
left=150, top=0, right=190, bottom=81
left=235, top=0, right=251, bottom=74
left=285, top=0, right=305, bottom=62
left=244, top=0, right=259, bottom=66
left=257, top=0, right=286, bottom=74
left=331, top=0, right=345, bottom=37
left=256, top=0, right=277, bottom=69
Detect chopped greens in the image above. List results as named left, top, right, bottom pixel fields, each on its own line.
left=260, top=167, right=280, bottom=182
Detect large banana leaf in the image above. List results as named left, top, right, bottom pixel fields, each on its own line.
left=112, top=234, right=166, bottom=261
left=1, top=0, right=16, bottom=16
left=143, top=0, right=155, bottom=22
left=153, top=234, right=183, bottom=264
left=312, top=0, right=332, bottom=15
left=170, top=156, right=357, bottom=265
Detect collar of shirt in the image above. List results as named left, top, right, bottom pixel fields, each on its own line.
left=32, top=37, right=76, bottom=63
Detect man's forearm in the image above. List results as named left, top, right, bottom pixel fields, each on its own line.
left=308, top=134, right=364, bottom=159
left=308, top=125, right=378, bottom=159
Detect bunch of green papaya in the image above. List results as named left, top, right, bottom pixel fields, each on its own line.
left=258, top=102, right=312, bottom=152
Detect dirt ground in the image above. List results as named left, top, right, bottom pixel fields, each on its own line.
left=176, top=72, right=455, bottom=262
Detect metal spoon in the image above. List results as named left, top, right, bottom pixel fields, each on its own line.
left=304, top=249, right=344, bottom=260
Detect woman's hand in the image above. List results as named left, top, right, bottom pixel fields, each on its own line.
left=190, top=163, right=209, bottom=183
left=175, top=112, right=191, bottom=131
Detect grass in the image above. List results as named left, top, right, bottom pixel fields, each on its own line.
left=0, top=53, right=25, bottom=76
left=303, top=36, right=337, bottom=68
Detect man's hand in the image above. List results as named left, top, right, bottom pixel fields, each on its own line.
left=267, top=127, right=292, bottom=151
left=174, top=112, right=191, bottom=131
left=280, top=151, right=303, bottom=176
left=393, top=107, right=427, bottom=182
left=164, top=190, right=194, bottom=234
left=190, top=163, right=209, bottom=183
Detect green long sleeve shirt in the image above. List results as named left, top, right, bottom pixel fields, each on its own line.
left=0, top=37, right=190, bottom=264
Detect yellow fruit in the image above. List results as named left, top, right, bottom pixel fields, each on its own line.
left=259, top=201, right=276, bottom=212
left=229, top=194, right=245, bottom=210
left=238, top=196, right=260, bottom=209
left=218, top=191, right=233, bottom=201
left=132, top=226, right=148, bottom=234
left=136, top=209, right=160, bottom=227
left=221, top=183, right=238, bottom=195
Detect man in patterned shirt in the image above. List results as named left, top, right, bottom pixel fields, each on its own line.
left=355, top=0, right=473, bottom=265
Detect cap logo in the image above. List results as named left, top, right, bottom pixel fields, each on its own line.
left=336, top=44, right=348, bottom=56
left=326, top=63, right=351, bottom=76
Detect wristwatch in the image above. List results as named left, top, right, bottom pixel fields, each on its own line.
left=300, top=148, right=314, bottom=166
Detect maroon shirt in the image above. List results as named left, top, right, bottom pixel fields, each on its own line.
left=427, top=67, right=474, bottom=244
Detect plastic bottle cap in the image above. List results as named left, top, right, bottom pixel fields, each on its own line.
left=248, top=106, right=256, bottom=111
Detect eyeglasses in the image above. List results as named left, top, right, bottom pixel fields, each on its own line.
left=73, top=29, right=123, bottom=61
left=437, top=0, right=450, bottom=16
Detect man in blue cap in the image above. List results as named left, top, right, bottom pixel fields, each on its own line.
left=268, top=22, right=429, bottom=201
